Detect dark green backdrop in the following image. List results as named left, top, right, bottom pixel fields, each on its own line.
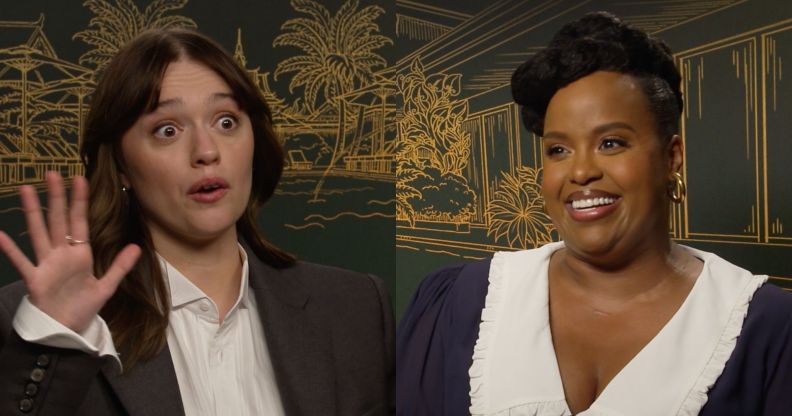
left=1, top=0, right=790, bottom=319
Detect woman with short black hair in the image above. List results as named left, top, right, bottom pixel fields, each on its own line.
left=397, top=12, right=792, bottom=416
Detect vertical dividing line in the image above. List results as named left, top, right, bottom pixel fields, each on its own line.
left=773, top=39, right=778, bottom=111
left=751, top=39, right=760, bottom=242
left=763, top=34, right=770, bottom=242
left=744, top=46, right=750, bottom=161
left=680, top=58, right=690, bottom=239
left=698, top=58, right=704, bottom=119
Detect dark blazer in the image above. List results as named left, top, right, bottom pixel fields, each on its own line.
left=0, top=250, right=395, bottom=415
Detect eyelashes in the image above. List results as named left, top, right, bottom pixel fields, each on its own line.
left=149, top=113, right=241, bottom=140
left=217, top=115, right=238, bottom=131
left=599, top=137, right=627, bottom=151
left=152, top=123, right=180, bottom=140
left=543, top=137, right=630, bottom=158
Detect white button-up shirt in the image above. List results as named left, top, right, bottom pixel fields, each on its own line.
left=13, top=246, right=285, bottom=416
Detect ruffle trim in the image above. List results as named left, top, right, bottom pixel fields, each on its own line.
left=676, top=274, right=768, bottom=415
left=469, top=251, right=507, bottom=414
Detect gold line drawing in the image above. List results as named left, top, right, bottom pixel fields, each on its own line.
left=486, top=166, right=555, bottom=249
left=392, top=0, right=792, bottom=264
left=0, top=15, right=91, bottom=192
left=761, top=25, right=791, bottom=243
left=273, top=0, right=391, bottom=114
left=395, top=57, right=476, bottom=228
left=0, top=0, right=790, bottom=293
left=73, top=0, right=196, bottom=75
left=284, top=223, right=325, bottom=230
left=0, top=0, right=195, bottom=193
left=269, top=0, right=396, bottom=207
left=675, top=19, right=792, bottom=246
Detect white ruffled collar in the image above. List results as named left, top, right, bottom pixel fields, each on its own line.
left=469, top=242, right=767, bottom=416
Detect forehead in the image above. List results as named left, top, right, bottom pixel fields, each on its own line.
left=544, top=71, right=653, bottom=131
left=158, top=59, right=232, bottom=99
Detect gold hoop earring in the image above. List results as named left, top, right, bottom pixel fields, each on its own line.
left=669, top=171, right=686, bottom=204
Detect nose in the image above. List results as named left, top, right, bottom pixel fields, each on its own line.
left=569, top=152, right=602, bottom=185
left=190, top=126, right=220, bottom=166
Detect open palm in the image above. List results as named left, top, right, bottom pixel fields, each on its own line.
left=0, top=172, right=140, bottom=333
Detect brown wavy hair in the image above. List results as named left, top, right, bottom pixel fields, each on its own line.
left=81, top=28, right=294, bottom=369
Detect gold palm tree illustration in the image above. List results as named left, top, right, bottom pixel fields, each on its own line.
left=73, top=0, right=196, bottom=73
left=487, top=166, right=556, bottom=249
left=273, top=0, right=391, bottom=113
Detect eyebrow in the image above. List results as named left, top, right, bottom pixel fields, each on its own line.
left=155, top=92, right=237, bottom=110
left=543, top=121, right=637, bottom=140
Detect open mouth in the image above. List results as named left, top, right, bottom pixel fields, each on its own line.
left=565, top=192, right=621, bottom=221
left=195, top=183, right=223, bottom=193
left=188, top=178, right=229, bottom=202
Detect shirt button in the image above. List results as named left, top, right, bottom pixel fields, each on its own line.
left=200, top=302, right=210, bottom=312
left=24, top=383, right=38, bottom=397
left=29, top=368, right=45, bottom=382
left=18, top=398, right=33, bottom=413
left=36, top=354, right=50, bottom=368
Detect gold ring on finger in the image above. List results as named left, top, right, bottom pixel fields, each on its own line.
left=65, top=235, right=90, bottom=245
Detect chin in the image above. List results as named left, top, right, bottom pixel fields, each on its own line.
left=562, top=231, right=620, bottom=255
left=183, top=216, right=240, bottom=239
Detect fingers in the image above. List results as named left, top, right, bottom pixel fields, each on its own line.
left=0, top=231, right=35, bottom=278
left=69, top=176, right=90, bottom=243
left=46, top=172, right=68, bottom=246
left=20, top=184, right=51, bottom=261
left=98, top=244, right=141, bottom=296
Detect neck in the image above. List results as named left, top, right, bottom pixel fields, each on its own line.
left=557, top=239, right=693, bottom=301
left=151, top=227, right=243, bottom=320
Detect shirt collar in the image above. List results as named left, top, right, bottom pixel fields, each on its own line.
left=469, top=243, right=767, bottom=416
left=159, top=244, right=250, bottom=311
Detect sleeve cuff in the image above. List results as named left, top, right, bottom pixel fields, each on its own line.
left=12, top=296, right=122, bottom=370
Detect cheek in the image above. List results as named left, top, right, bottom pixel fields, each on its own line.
left=540, top=166, right=564, bottom=200
left=120, top=136, right=148, bottom=187
left=120, top=141, right=171, bottom=192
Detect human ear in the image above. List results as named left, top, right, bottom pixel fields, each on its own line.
left=119, top=172, right=131, bottom=190
left=667, top=135, right=683, bottom=174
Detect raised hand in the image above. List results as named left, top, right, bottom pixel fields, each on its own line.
left=0, top=172, right=140, bottom=333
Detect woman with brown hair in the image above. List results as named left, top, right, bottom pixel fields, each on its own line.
left=396, top=12, right=791, bottom=416
left=0, top=28, right=393, bottom=415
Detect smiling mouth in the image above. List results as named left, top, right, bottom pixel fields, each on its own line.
left=571, top=197, right=617, bottom=210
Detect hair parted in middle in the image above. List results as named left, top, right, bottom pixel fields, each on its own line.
left=80, top=28, right=293, bottom=369
left=511, top=11, right=683, bottom=140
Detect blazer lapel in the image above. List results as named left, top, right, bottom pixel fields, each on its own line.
left=247, top=251, right=337, bottom=416
left=102, top=344, right=185, bottom=416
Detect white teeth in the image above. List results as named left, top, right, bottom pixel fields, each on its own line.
left=571, top=197, right=616, bottom=210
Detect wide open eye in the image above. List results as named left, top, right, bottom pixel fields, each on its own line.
left=217, top=115, right=238, bottom=131
left=153, top=123, right=180, bottom=139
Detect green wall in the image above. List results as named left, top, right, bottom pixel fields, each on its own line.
left=1, top=0, right=790, bottom=319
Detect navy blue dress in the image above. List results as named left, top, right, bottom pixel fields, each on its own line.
left=396, top=259, right=792, bottom=415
